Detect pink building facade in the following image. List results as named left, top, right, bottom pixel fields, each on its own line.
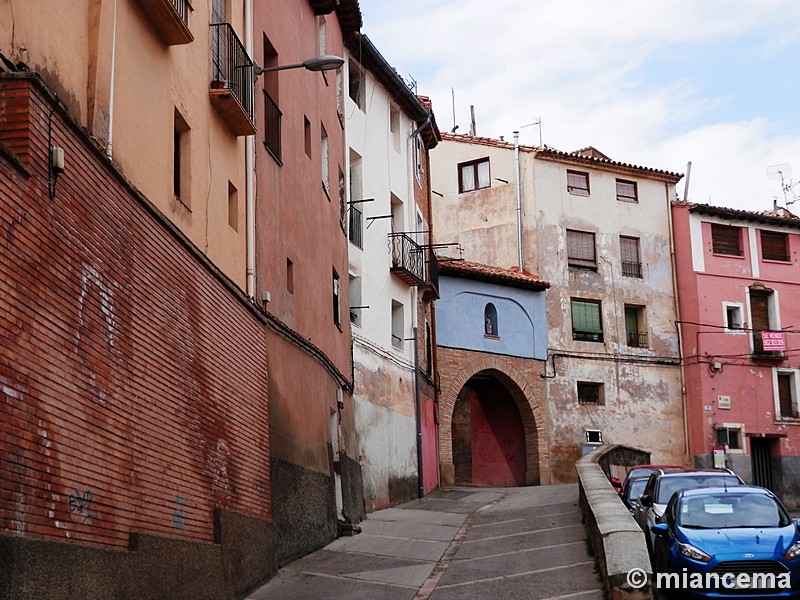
left=673, top=202, right=800, bottom=507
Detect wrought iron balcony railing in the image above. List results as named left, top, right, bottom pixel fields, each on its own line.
left=349, top=204, right=363, bottom=249
left=622, top=260, right=643, bottom=278
left=389, top=233, right=424, bottom=286
left=626, top=331, right=648, bottom=348
left=209, top=23, right=256, bottom=136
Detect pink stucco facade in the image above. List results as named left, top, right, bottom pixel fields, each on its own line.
left=673, top=201, right=800, bottom=507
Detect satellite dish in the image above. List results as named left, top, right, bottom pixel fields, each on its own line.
left=767, top=162, right=791, bottom=181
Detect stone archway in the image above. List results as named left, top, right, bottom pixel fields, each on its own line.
left=438, top=349, right=550, bottom=487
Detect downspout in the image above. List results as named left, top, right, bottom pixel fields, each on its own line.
left=244, top=0, right=256, bottom=298
left=514, top=131, right=523, bottom=271
left=105, top=0, right=118, bottom=158
left=413, top=326, right=424, bottom=498
left=667, top=181, right=690, bottom=461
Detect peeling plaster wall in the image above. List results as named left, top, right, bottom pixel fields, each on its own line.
left=431, top=138, right=687, bottom=484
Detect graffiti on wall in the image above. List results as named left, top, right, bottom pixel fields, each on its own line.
left=67, top=489, right=97, bottom=524
left=172, top=493, right=190, bottom=528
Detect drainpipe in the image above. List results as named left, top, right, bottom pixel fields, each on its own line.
left=413, top=325, right=424, bottom=498
left=244, top=0, right=256, bottom=298
left=105, top=0, right=118, bottom=158
left=514, top=131, right=523, bottom=271
left=667, top=181, right=690, bottom=462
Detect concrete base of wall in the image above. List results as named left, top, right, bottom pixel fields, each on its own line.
left=0, top=509, right=276, bottom=600
left=340, top=453, right=366, bottom=523
left=271, top=457, right=337, bottom=566
left=440, top=462, right=455, bottom=487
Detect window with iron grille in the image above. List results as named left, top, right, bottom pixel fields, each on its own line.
left=571, top=299, right=603, bottom=342
left=567, top=170, right=590, bottom=196
left=567, top=229, right=596, bottom=270
left=711, top=224, right=743, bottom=256
left=458, top=157, right=490, bottom=193
left=616, top=179, right=638, bottom=203
left=624, top=305, right=648, bottom=348
left=620, top=236, right=642, bottom=278
left=760, top=231, right=789, bottom=262
left=578, top=382, right=603, bottom=405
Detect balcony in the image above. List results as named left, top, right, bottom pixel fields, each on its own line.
left=626, top=331, right=648, bottom=348
left=751, top=330, right=787, bottom=361
left=135, top=0, right=193, bottom=45
left=348, top=204, right=363, bottom=249
left=424, top=249, right=440, bottom=299
left=263, top=91, right=282, bottom=162
left=389, top=233, right=424, bottom=286
left=622, top=260, right=642, bottom=278
left=209, top=23, right=256, bottom=136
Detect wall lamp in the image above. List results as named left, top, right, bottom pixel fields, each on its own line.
left=254, top=54, right=344, bottom=77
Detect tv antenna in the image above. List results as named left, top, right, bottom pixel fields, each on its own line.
left=520, top=117, right=543, bottom=147
left=766, top=162, right=800, bottom=206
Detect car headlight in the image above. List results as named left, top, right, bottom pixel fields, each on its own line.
left=785, top=541, right=800, bottom=561
left=678, top=542, right=712, bottom=562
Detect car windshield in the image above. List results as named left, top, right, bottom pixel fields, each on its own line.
left=628, top=478, right=648, bottom=500
left=678, top=493, right=791, bottom=529
left=655, top=475, right=741, bottom=504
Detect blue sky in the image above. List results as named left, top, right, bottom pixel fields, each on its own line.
left=359, top=0, right=800, bottom=211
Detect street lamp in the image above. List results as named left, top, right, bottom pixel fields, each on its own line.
left=254, top=54, right=344, bottom=77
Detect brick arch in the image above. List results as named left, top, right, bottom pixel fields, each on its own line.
left=438, top=352, right=550, bottom=486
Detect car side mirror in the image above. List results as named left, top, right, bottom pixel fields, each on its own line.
left=640, top=494, right=653, bottom=507
left=651, top=523, right=669, bottom=537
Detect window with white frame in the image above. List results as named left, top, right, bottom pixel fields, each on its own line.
left=776, top=370, right=799, bottom=419
left=391, top=300, right=404, bottom=349
left=723, top=302, right=744, bottom=332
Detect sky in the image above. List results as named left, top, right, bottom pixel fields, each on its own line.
left=359, top=0, right=800, bottom=212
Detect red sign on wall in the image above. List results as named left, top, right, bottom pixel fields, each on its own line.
left=762, top=331, right=786, bottom=351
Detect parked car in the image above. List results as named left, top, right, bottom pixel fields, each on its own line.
left=619, top=465, right=683, bottom=515
left=651, top=486, right=800, bottom=599
left=635, top=468, right=744, bottom=554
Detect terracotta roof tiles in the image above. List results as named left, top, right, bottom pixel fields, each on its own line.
left=438, top=258, right=550, bottom=291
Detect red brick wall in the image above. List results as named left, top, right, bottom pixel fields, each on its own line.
left=0, top=75, right=271, bottom=549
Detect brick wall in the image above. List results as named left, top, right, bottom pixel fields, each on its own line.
left=436, top=346, right=551, bottom=486
left=0, top=74, right=271, bottom=557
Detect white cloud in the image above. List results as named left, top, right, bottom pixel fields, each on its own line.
left=361, top=0, right=800, bottom=213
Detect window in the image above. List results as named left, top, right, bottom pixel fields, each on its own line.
left=484, top=303, right=498, bottom=337
left=262, top=35, right=281, bottom=162
left=585, top=429, right=603, bottom=444
left=390, top=105, right=401, bottom=153
left=777, top=372, right=798, bottom=419
left=321, top=124, right=329, bottom=195
left=332, top=270, right=341, bottom=326
left=425, top=322, right=432, bottom=375
left=761, top=231, right=789, bottom=262
left=567, top=230, right=596, bottom=270
left=624, top=305, right=647, bottom=348
left=390, top=194, right=404, bottom=234
left=620, top=236, right=642, bottom=278
left=317, top=16, right=327, bottom=55
left=348, top=60, right=365, bottom=111
left=391, top=300, right=404, bottom=349
left=173, top=110, right=191, bottom=206
left=304, top=116, right=311, bottom=158
left=413, top=135, right=423, bottom=186
left=567, top=170, right=589, bottom=196
left=286, top=258, right=293, bottom=293
left=338, top=168, right=346, bottom=232
left=616, top=179, right=638, bottom=203
left=723, top=302, right=743, bottom=332
left=349, top=275, right=362, bottom=327
left=227, top=181, right=238, bottom=231
left=716, top=426, right=743, bottom=451
left=711, top=224, right=743, bottom=256
left=349, top=152, right=363, bottom=249
left=749, top=285, right=777, bottom=354
left=578, top=382, right=603, bottom=405
left=571, top=299, right=603, bottom=342
left=458, top=157, right=490, bottom=193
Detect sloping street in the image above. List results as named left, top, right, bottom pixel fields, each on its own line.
left=248, top=484, right=603, bottom=600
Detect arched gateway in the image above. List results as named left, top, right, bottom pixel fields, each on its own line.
left=438, top=353, right=550, bottom=487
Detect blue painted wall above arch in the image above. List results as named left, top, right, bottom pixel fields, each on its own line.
left=436, top=275, right=547, bottom=360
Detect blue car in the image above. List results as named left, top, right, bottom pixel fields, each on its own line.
left=651, top=486, right=800, bottom=599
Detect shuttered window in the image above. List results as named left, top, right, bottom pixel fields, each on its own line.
left=567, top=230, right=596, bottom=270
left=711, top=224, right=743, bottom=256
left=567, top=170, right=589, bottom=196
left=616, top=179, right=638, bottom=203
left=761, top=231, right=789, bottom=262
left=620, top=236, right=642, bottom=278
left=572, top=299, right=603, bottom=342
left=750, top=289, right=773, bottom=354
